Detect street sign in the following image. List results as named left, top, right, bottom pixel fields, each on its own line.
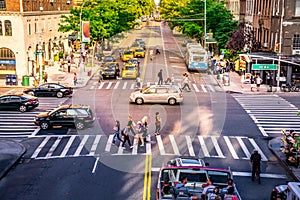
left=252, top=64, right=278, bottom=70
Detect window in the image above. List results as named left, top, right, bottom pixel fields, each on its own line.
left=0, top=0, right=6, bottom=10
left=34, top=22, right=37, bottom=33
left=293, top=34, right=300, bottom=50
left=28, top=23, right=31, bottom=35
left=0, top=21, right=2, bottom=35
left=296, top=0, right=300, bottom=16
left=4, top=20, right=11, bottom=36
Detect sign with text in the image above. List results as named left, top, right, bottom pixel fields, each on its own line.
left=252, top=64, right=278, bottom=70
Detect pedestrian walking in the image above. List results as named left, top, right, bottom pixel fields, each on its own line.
left=250, top=149, right=262, bottom=184
left=136, top=77, right=141, bottom=89
left=149, top=49, right=153, bottom=61
left=116, top=65, right=120, bottom=79
left=181, top=73, right=191, bottom=92
left=43, top=72, right=48, bottom=83
left=250, top=74, right=255, bottom=92
left=112, top=120, right=123, bottom=144
left=154, top=112, right=161, bottom=136
left=155, top=47, right=160, bottom=55
left=73, top=72, right=78, bottom=85
left=127, top=115, right=136, bottom=144
left=255, top=74, right=262, bottom=91
left=135, top=121, right=145, bottom=147
left=121, top=126, right=133, bottom=149
left=158, top=69, right=163, bottom=85
left=141, top=116, right=149, bottom=142
left=99, top=70, right=103, bottom=82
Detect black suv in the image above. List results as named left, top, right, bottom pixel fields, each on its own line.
left=34, top=105, right=95, bottom=130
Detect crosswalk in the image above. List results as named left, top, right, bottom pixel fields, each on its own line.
left=232, top=94, right=300, bottom=136
left=88, top=81, right=223, bottom=93
left=30, top=134, right=268, bottom=161
left=0, top=97, right=68, bottom=137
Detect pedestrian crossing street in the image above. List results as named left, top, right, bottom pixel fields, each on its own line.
left=88, top=80, right=223, bottom=93
left=232, top=94, right=300, bottom=136
left=0, top=97, right=68, bottom=136
left=30, top=134, right=268, bottom=161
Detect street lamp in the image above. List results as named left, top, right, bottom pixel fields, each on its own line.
left=204, top=0, right=207, bottom=51
left=79, top=0, right=87, bottom=73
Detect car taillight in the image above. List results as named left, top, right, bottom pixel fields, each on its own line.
left=87, top=115, right=93, bottom=119
left=174, top=181, right=179, bottom=186
left=179, top=93, right=183, bottom=98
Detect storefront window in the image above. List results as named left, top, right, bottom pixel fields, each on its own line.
left=296, top=0, right=300, bottom=16
left=0, top=0, right=6, bottom=10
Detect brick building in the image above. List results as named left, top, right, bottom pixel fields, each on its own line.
left=240, top=0, right=300, bottom=83
left=0, top=0, right=73, bottom=81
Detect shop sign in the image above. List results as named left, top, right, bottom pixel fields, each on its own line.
left=0, top=60, right=16, bottom=65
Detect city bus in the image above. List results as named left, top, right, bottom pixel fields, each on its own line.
left=185, top=44, right=208, bottom=72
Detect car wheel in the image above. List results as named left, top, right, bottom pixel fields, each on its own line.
left=168, top=98, right=176, bottom=105
left=75, top=121, right=85, bottom=130
left=40, top=121, right=50, bottom=130
left=56, top=91, right=63, bottom=98
left=136, top=98, right=143, bottom=105
left=19, top=105, right=27, bottom=112
left=29, top=91, right=35, bottom=96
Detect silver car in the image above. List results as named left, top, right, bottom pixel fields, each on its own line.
left=129, top=85, right=183, bottom=105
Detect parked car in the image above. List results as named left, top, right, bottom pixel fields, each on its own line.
left=122, top=50, right=134, bottom=61
left=129, top=85, right=183, bottom=105
left=101, top=62, right=119, bottom=79
left=0, top=94, right=39, bottom=112
left=121, top=63, right=138, bottom=79
left=34, top=104, right=95, bottom=130
left=156, top=166, right=241, bottom=200
left=167, top=156, right=207, bottom=167
left=134, top=47, right=145, bottom=58
left=23, top=83, right=73, bottom=98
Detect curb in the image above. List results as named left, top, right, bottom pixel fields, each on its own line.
left=268, top=138, right=300, bottom=181
left=0, top=139, right=26, bottom=180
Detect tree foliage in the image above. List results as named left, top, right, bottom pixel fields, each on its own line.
left=159, top=0, right=238, bottom=49
left=59, top=0, right=155, bottom=44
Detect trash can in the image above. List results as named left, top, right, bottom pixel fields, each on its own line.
left=5, top=74, right=12, bottom=85
left=22, top=75, right=30, bottom=86
left=11, top=74, right=17, bottom=85
left=223, top=74, right=230, bottom=86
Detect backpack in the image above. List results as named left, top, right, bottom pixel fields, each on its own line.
left=121, top=128, right=128, bottom=136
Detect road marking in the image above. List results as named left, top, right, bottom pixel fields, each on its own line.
left=89, top=135, right=101, bottom=156
left=232, top=171, right=287, bottom=179
left=186, top=135, right=195, bottom=156
left=198, top=136, right=210, bottom=157
left=224, top=136, right=239, bottom=159
left=169, top=135, right=180, bottom=155
left=122, top=82, right=127, bottom=89
left=132, top=138, right=138, bottom=155
left=211, top=136, right=225, bottom=158
left=45, top=136, right=62, bottom=158
left=114, top=81, right=120, bottom=89
left=130, top=83, right=135, bottom=90
left=207, top=85, right=215, bottom=92
left=235, top=136, right=251, bottom=159
left=200, top=84, right=207, bottom=93
left=192, top=84, right=200, bottom=92
left=74, top=135, right=89, bottom=156
left=106, top=82, right=112, bottom=89
left=92, top=157, right=99, bottom=174
left=156, top=135, right=166, bottom=155
left=98, top=82, right=105, bottom=89
left=105, top=135, right=114, bottom=152
left=31, top=128, right=40, bottom=137
left=60, top=135, right=76, bottom=157
left=31, top=136, right=51, bottom=158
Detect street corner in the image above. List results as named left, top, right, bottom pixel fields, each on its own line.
left=0, top=139, right=26, bottom=179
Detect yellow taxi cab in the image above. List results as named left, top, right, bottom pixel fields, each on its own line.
left=122, top=50, right=134, bottom=62
left=134, top=47, right=145, bottom=58
left=121, top=63, right=138, bottom=79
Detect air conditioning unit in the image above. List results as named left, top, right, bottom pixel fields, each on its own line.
left=292, top=50, right=300, bottom=55
left=66, top=0, right=70, bottom=4
left=50, top=0, right=54, bottom=3
left=39, top=6, right=43, bottom=11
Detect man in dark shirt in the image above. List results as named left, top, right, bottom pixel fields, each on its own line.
left=250, top=149, right=262, bottom=183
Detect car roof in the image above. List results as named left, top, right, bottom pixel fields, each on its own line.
left=0, top=94, right=33, bottom=98
left=161, top=165, right=230, bottom=172
left=56, top=104, right=91, bottom=110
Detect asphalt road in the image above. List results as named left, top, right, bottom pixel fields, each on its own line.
left=0, top=21, right=299, bottom=200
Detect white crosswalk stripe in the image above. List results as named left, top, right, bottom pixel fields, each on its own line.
left=93, top=81, right=222, bottom=93
left=30, top=135, right=268, bottom=161
left=232, top=94, right=300, bottom=136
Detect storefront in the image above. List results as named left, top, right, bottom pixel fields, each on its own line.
left=0, top=47, right=16, bottom=79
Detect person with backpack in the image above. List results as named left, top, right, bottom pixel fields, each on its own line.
left=250, top=149, right=262, bottom=183
left=112, top=120, right=123, bottom=144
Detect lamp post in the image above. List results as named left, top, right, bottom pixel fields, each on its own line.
left=277, top=0, right=285, bottom=91
left=79, top=0, right=87, bottom=74
left=204, top=0, right=206, bottom=50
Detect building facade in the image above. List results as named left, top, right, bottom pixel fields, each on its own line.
left=0, top=0, right=72, bottom=81
left=240, top=0, right=300, bottom=83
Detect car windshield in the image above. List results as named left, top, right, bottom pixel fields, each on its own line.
left=104, top=57, right=114, bottom=62
left=135, top=49, right=143, bottom=52
left=124, top=51, right=133, bottom=54
left=181, top=159, right=201, bottom=166
left=125, top=66, right=135, bottom=70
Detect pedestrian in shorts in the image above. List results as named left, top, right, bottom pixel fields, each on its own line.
left=155, top=112, right=161, bottom=136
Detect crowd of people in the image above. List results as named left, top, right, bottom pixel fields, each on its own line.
left=280, top=129, right=300, bottom=166
left=111, top=112, right=162, bottom=149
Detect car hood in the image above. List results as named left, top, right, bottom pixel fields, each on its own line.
left=36, top=112, right=49, bottom=118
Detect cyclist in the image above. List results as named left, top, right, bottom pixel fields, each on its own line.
left=250, top=149, right=262, bottom=183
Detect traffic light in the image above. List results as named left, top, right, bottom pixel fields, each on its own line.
left=275, top=43, right=279, bottom=52
left=73, top=41, right=81, bottom=51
